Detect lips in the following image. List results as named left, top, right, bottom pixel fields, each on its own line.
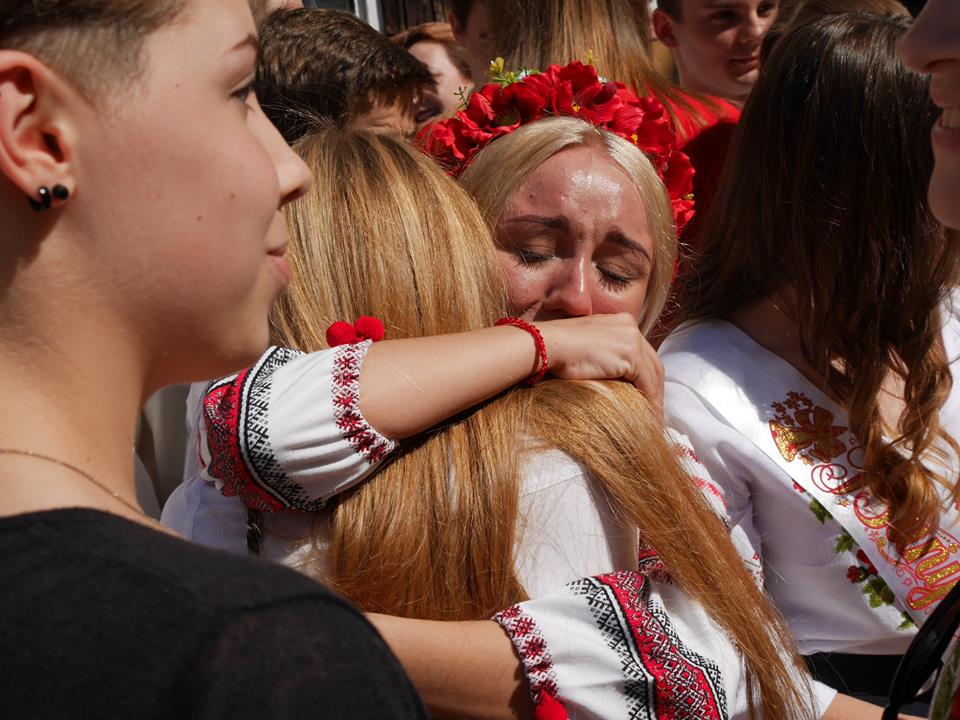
left=942, top=108, right=960, bottom=129
left=730, top=55, right=760, bottom=72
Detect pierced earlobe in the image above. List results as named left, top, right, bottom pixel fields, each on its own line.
left=27, top=186, right=51, bottom=212
left=27, top=184, right=70, bottom=212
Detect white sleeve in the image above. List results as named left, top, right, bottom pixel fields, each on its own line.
left=197, top=343, right=398, bottom=512
left=515, top=449, right=639, bottom=598
left=493, top=570, right=823, bottom=719
left=666, top=426, right=764, bottom=586
left=664, top=381, right=765, bottom=581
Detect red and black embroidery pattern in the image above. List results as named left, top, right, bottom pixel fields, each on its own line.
left=493, top=604, right=565, bottom=716
left=573, top=571, right=726, bottom=720
left=204, top=347, right=327, bottom=512
left=331, top=342, right=396, bottom=465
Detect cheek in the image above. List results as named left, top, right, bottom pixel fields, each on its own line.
left=498, top=252, right=546, bottom=311
left=88, top=114, right=280, bottom=330
left=592, top=281, right=648, bottom=323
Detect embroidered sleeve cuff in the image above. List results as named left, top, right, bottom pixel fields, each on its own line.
left=494, top=571, right=741, bottom=720
left=330, top=340, right=398, bottom=466
left=199, top=344, right=398, bottom=513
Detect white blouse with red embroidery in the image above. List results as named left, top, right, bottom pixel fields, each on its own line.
left=659, top=304, right=960, bottom=657
left=495, top=570, right=834, bottom=720
left=160, top=341, right=828, bottom=718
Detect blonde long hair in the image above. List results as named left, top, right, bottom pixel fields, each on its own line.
left=275, top=125, right=813, bottom=719
left=459, top=116, right=677, bottom=335
left=485, top=0, right=705, bottom=135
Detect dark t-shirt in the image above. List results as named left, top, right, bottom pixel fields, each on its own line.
left=0, top=508, right=427, bottom=719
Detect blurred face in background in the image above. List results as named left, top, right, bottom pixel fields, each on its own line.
left=409, top=40, right=474, bottom=118
left=653, top=0, right=779, bottom=102
left=900, top=0, right=960, bottom=230
left=350, top=93, right=418, bottom=137
left=450, top=0, right=493, bottom=85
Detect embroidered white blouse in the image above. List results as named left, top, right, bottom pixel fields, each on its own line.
left=659, top=310, right=960, bottom=656
left=164, top=342, right=711, bottom=597
left=161, top=341, right=833, bottom=718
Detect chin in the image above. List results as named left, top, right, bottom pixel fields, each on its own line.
left=728, top=75, right=758, bottom=96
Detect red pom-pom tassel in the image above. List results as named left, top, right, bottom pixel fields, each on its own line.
left=534, top=692, right=569, bottom=720
left=326, top=317, right=385, bottom=347
left=353, top=316, right=385, bottom=342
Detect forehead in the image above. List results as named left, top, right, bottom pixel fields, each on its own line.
left=508, top=145, right=650, bottom=225
left=145, top=0, right=257, bottom=66
left=410, top=41, right=451, bottom=67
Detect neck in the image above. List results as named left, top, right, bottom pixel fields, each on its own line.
left=0, top=303, right=148, bottom=523
left=727, top=296, right=825, bottom=390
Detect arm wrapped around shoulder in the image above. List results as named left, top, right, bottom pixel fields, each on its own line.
left=198, top=342, right=397, bottom=513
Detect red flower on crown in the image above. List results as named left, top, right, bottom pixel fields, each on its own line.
left=418, top=60, right=695, bottom=234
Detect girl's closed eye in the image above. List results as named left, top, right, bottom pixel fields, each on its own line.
left=514, top=248, right=555, bottom=265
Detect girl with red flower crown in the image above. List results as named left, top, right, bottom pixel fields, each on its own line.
left=165, top=120, right=822, bottom=719
left=166, top=56, right=892, bottom=719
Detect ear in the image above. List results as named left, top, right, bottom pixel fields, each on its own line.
left=652, top=9, right=680, bottom=48
left=0, top=51, right=81, bottom=206
left=449, top=11, right=465, bottom=44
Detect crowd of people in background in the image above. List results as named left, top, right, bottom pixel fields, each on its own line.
left=1, top=0, right=959, bottom=718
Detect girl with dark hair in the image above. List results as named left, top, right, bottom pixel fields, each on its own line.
left=660, top=11, right=960, bottom=710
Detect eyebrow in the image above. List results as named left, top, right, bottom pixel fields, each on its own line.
left=227, top=33, right=260, bottom=57
left=503, top=215, right=570, bottom=231
left=504, top=216, right=651, bottom=261
left=607, top=231, right=651, bottom=262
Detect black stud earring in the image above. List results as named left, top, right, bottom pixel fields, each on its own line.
left=52, top=184, right=69, bottom=201
left=27, top=186, right=52, bottom=212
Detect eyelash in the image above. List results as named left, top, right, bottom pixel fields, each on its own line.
left=598, top=269, right=632, bottom=290
left=514, top=249, right=553, bottom=265
left=233, top=81, right=256, bottom=104
left=512, top=251, right=635, bottom=291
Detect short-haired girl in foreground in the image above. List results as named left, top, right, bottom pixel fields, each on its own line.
left=660, top=11, right=960, bottom=711
left=0, top=0, right=426, bottom=716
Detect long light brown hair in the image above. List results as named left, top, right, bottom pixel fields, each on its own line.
left=275, top=125, right=814, bottom=719
left=483, top=0, right=706, bottom=135
left=685, top=13, right=960, bottom=547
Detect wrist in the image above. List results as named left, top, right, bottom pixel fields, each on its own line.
left=495, top=318, right=549, bottom=385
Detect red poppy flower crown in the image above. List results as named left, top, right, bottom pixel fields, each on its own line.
left=418, top=59, right=695, bottom=234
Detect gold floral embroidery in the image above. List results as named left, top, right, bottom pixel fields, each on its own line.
left=770, top=392, right=847, bottom=464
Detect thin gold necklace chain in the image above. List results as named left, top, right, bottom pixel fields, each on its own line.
left=0, top=448, right=147, bottom=518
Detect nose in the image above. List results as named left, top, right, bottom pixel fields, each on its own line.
left=254, top=101, right=312, bottom=206
left=739, top=11, right=768, bottom=45
left=541, top=257, right=594, bottom=318
left=899, top=0, right=950, bottom=75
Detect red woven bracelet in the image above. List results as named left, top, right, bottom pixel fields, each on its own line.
left=496, top=317, right=549, bottom=385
